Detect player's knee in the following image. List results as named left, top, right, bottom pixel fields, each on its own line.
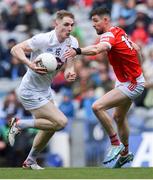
left=56, top=117, right=68, bottom=130
left=92, top=102, right=105, bottom=112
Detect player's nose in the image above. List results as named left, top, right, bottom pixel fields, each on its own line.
left=92, top=24, right=95, bottom=29
left=68, top=27, right=72, bottom=32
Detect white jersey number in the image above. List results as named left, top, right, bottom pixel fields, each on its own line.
left=121, top=35, right=133, bottom=50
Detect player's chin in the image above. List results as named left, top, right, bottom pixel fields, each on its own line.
left=97, top=30, right=103, bottom=35
left=66, top=33, right=70, bottom=37
left=67, top=79, right=75, bottom=82
left=95, top=28, right=101, bottom=34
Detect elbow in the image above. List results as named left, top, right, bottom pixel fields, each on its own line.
left=136, top=46, right=141, bottom=53
left=93, top=47, right=101, bottom=55
left=133, top=43, right=141, bottom=53
left=87, top=45, right=100, bottom=55
left=10, top=46, right=17, bottom=56
left=92, top=49, right=99, bottom=55
left=136, top=47, right=142, bottom=58
left=11, top=44, right=21, bottom=57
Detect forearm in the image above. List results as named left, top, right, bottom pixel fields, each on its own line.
left=11, top=44, right=31, bottom=67
left=137, top=50, right=143, bottom=64
left=81, top=43, right=109, bottom=56
left=64, top=58, right=76, bottom=82
left=65, top=58, right=75, bottom=72
left=81, top=45, right=100, bottom=55
left=64, top=43, right=109, bottom=60
left=131, top=41, right=143, bottom=64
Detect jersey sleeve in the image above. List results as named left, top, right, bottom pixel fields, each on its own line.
left=100, top=32, right=116, bottom=49
left=70, top=36, right=79, bottom=48
left=27, top=33, right=47, bottom=51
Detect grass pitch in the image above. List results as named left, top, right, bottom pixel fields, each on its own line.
left=0, top=167, right=153, bottom=179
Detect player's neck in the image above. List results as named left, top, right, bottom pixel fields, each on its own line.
left=57, top=35, right=65, bottom=43
left=55, top=29, right=65, bottom=43
left=104, top=24, right=112, bottom=32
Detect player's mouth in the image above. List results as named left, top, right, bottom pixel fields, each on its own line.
left=66, top=32, right=70, bottom=36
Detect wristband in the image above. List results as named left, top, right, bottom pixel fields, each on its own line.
left=72, top=47, right=82, bottom=55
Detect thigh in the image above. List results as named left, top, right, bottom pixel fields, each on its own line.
left=113, top=100, right=132, bottom=118
left=30, top=100, right=67, bottom=122
left=95, top=88, right=131, bottom=110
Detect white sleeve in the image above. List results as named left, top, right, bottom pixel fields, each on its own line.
left=27, top=33, right=46, bottom=51
left=70, top=36, right=79, bottom=49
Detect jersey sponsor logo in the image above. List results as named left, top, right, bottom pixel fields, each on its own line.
left=47, top=48, right=53, bottom=52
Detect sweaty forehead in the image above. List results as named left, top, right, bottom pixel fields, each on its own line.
left=62, top=16, right=74, bottom=24
left=92, top=15, right=101, bottom=21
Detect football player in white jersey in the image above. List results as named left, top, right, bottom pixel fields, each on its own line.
left=8, top=10, right=79, bottom=170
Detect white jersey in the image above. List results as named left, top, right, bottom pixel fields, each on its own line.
left=19, top=30, right=79, bottom=92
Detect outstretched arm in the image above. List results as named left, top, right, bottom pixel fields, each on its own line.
left=80, top=42, right=110, bottom=55
left=64, top=42, right=111, bottom=59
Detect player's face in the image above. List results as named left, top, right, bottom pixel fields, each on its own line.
left=92, top=15, right=105, bottom=35
left=57, top=16, right=74, bottom=39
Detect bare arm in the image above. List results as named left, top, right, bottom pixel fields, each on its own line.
left=130, top=41, right=143, bottom=63
left=11, top=41, right=47, bottom=74
left=64, top=58, right=76, bottom=82
left=11, top=41, right=33, bottom=67
left=130, top=41, right=149, bottom=88
left=64, top=42, right=111, bottom=59
left=81, top=42, right=110, bottom=55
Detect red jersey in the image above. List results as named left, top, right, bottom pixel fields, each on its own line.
left=100, top=26, right=142, bottom=83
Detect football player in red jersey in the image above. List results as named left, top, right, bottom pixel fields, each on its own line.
left=64, top=7, right=145, bottom=167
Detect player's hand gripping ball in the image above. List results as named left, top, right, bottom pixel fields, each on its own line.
left=36, top=53, right=58, bottom=72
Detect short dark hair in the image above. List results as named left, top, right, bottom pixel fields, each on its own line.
left=56, top=10, right=74, bottom=20
left=91, top=7, right=110, bottom=17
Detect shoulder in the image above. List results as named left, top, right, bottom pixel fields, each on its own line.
left=33, top=31, right=54, bottom=40
left=29, top=32, right=48, bottom=44
left=69, top=35, right=79, bottom=43
left=101, top=27, right=126, bottom=40
left=34, top=32, right=48, bottom=38
left=110, top=26, right=125, bottom=36
left=27, top=32, right=52, bottom=49
left=46, top=30, right=56, bottom=38
left=101, top=31, right=115, bottom=38
left=69, top=35, right=79, bottom=48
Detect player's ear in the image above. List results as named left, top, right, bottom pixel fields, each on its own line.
left=103, top=15, right=109, bottom=22
left=103, top=16, right=107, bottom=22
left=55, top=19, right=59, bottom=26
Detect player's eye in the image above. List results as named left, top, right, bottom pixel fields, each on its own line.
left=94, top=19, right=98, bottom=23
left=64, top=23, right=74, bottom=27
left=64, top=23, right=70, bottom=26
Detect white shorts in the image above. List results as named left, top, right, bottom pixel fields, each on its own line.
left=115, top=74, right=145, bottom=100
left=16, top=87, right=53, bottom=110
